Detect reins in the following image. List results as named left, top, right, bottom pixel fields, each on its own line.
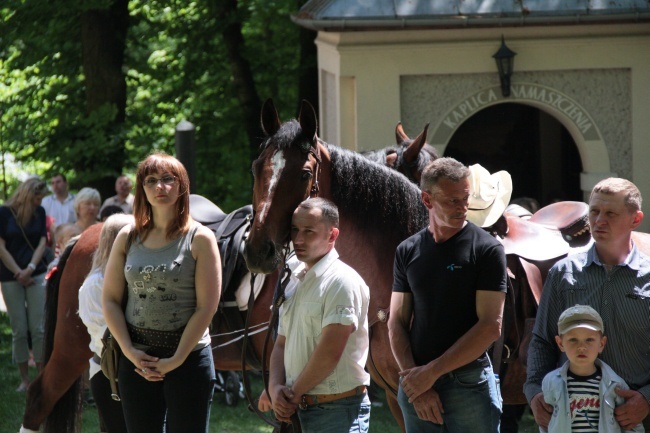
left=240, top=244, right=293, bottom=431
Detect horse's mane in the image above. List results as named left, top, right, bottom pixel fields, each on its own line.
left=327, top=143, right=428, bottom=240
left=262, top=119, right=428, bottom=240
left=360, top=147, right=391, bottom=165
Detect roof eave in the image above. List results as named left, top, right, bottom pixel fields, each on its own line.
left=291, top=12, right=650, bottom=32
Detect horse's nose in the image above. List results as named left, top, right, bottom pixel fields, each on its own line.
left=243, top=239, right=278, bottom=274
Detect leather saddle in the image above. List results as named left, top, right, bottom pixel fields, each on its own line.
left=529, top=201, right=590, bottom=247
left=493, top=214, right=569, bottom=262
left=189, top=194, right=261, bottom=369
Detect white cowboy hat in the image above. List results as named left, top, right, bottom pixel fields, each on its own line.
left=467, top=164, right=513, bottom=228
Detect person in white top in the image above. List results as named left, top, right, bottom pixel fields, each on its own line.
left=41, top=174, right=76, bottom=227
left=78, top=213, right=133, bottom=433
left=269, top=197, right=371, bottom=433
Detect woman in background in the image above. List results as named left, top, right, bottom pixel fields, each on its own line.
left=74, top=187, right=101, bottom=232
left=0, top=178, right=49, bottom=391
left=103, top=153, right=221, bottom=433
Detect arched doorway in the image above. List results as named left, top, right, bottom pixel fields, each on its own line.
left=444, top=103, right=583, bottom=207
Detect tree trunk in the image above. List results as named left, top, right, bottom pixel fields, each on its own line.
left=211, top=0, right=263, bottom=162
left=80, top=0, right=129, bottom=199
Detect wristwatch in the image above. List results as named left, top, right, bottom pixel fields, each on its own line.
left=27, top=263, right=36, bottom=271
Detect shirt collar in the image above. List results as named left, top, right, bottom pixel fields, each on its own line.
left=292, top=248, right=339, bottom=282
left=586, top=241, right=642, bottom=271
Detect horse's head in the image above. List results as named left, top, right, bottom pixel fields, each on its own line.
left=244, top=98, right=325, bottom=274
left=388, top=122, right=438, bottom=184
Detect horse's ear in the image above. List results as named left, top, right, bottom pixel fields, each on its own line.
left=298, top=100, right=318, bottom=144
left=261, top=98, right=281, bottom=137
left=395, top=122, right=409, bottom=144
left=403, top=123, right=429, bottom=164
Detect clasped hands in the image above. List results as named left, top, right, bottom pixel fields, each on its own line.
left=271, top=385, right=300, bottom=423
left=126, top=347, right=179, bottom=381
left=400, top=364, right=445, bottom=424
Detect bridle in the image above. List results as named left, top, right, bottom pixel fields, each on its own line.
left=306, top=143, right=321, bottom=198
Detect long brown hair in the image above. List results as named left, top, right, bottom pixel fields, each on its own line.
left=5, top=178, right=48, bottom=226
left=133, top=152, right=191, bottom=241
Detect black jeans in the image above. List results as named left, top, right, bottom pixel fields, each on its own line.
left=90, top=371, right=128, bottom=433
left=118, top=345, right=216, bottom=433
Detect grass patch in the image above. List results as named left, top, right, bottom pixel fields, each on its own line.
left=0, top=311, right=401, bottom=432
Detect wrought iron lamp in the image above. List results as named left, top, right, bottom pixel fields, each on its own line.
left=493, top=36, right=517, bottom=97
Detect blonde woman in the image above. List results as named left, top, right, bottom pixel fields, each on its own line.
left=79, top=214, right=133, bottom=433
left=74, top=187, right=101, bottom=231
left=103, top=153, right=221, bottom=433
left=0, top=178, right=49, bottom=391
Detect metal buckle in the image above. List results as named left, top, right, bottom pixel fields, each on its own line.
left=299, top=395, right=309, bottom=410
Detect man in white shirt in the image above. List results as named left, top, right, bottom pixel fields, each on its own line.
left=269, top=198, right=371, bottom=433
left=99, top=175, right=134, bottom=214
left=41, top=173, right=76, bottom=226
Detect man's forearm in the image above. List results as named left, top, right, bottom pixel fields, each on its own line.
left=388, top=321, right=416, bottom=371
left=269, top=343, right=286, bottom=391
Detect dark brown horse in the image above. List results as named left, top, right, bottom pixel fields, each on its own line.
left=244, top=98, right=429, bottom=429
left=361, top=122, right=438, bottom=185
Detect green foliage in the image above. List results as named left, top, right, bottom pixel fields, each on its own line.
left=1, top=0, right=306, bottom=210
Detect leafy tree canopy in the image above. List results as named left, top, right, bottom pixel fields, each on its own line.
left=1, top=0, right=310, bottom=211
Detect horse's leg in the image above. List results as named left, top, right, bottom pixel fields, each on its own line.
left=23, top=355, right=88, bottom=431
left=385, top=392, right=405, bottom=432
left=367, top=322, right=405, bottom=432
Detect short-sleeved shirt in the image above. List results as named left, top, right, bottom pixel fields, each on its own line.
left=41, top=194, right=76, bottom=225
left=0, top=206, right=48, bottom=281
left=278, top=248, right=371, bottom=395
left=393, top=222, right=507, bottom=366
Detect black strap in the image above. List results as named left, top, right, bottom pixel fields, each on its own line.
left=241, top=273, right=281, bottom=430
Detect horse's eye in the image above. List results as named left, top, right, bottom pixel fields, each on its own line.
left=301, top=171, right=312, bottom=181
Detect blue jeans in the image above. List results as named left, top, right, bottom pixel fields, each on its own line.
left=298, top=393, right=371, bottom=433
left=118, top=344, right=216, bottom=433
left=1, top=274, right=46, bottom=363
left=397, top=365, right=502, bottom=433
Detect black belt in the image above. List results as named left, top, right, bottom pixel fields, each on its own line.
left=453, top=355, right=491, bottom=374
left=127, top=323, right=184, bottom=358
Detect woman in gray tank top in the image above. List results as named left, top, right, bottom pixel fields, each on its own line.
left=102, top=153, right=222, bottom=433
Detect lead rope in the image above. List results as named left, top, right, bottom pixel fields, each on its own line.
left=241, top=272, right=280, bottom=430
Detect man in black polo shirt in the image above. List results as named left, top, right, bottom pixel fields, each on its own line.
left=388, top=158, right=509, bottom=433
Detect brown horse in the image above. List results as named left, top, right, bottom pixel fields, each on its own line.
left=244, top=98, right=430, bottom=429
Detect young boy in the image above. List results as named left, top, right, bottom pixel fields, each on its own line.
left=541, top=305, right=644, bottom=433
